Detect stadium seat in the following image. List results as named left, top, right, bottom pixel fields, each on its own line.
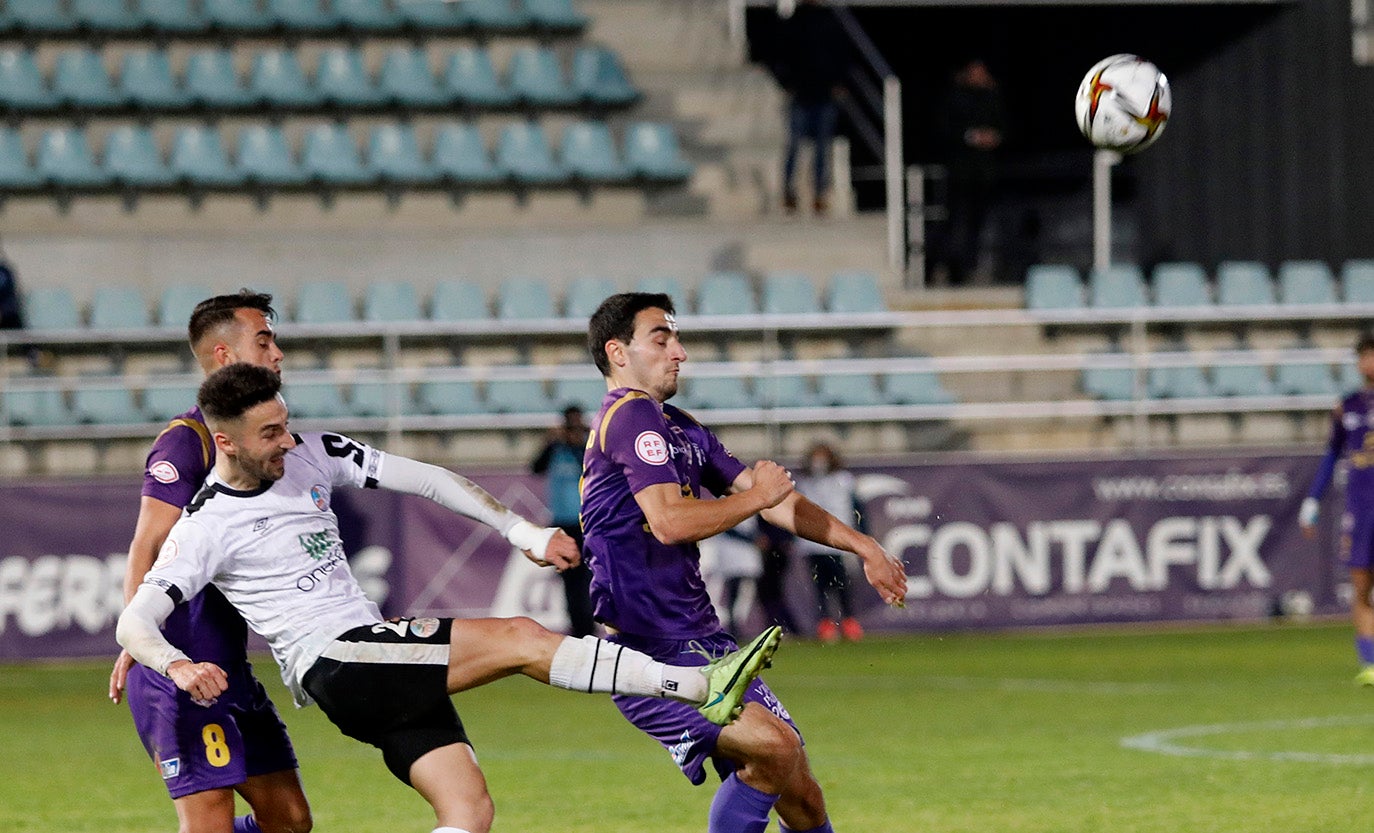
left=73, top=385, right=141, bottom=425
left=350, top=379, right=406, bottom=418
left=572, top=45, right=637, bottom=107
left=461, top=0, right=528, bottom=31
left=1216, top=261, right=1275, bottom=306
left=1088, top=264, right=1147, bottom=308
left=624, top=122, right=692, bottom=182
left=157, top=284, right=211, bottom=327
left=301, top=123, right=370, bottom=185
left=104, top=125, right=175, bottom=187
left=696, top=272, right=756, bottom=316
left=363, top=280, right=422, bottom=322
left=1340, top=361, right=1364, bottom=392
left=335, top=0, right=400, bottom=32
left=142, top=379, right=200, bottom=422
left=1147, top=363, right=1212, bottom=399
left=826, top=271, right=884, bottom=313
left=443, top=46, right=514, bottom=108
left=0, top=49, right=57, bottom=113
left=485, top=378, right=550, bottom=414
left=430, top=279, right=490, bottom=321
left=1210, top=363, right=1274, bottom=398
left=23, top=287, right=81, bottom=330
left=432, top=121, right=501, bottom=184
left=1342, top=260, right=1374, bottom=304
left=564, top=276, right=617, bottom=318
left=527, top=0, right=587, bottom=30
left=236, top=123, right=307, bottom=186
left=4, top=386, right=72, bottom=426
left=249, top=49, right=321, bottom=109
left=635, top=276, right=689, bottom=312
left=1274, top=360, right=1337, bottom=397
left=205, top=0, right=273, bottom=31
left=884, top=370, right=957, bottom=405
left=120, top=50, right=189, bottom=110
left=295, top=280, right=356, bottom=324
left=397, top=0, right=463, bottom=30
left=169, top=125, right=240, bottom=186
left=496, top=277, right=556, bottom=319
left=495, top=122, right=565, bottom=184
left=378, top=47, right=449, bottom=108
left=283, top=380, right=348, bottom=418
left=90, top=286, right=150, bottom=330
left=8, top=0, right=78, bottom=34
left=756, top=373, right=814, bottom=408
left=1277, top=260, right=1337, bottom=305
left=266, top=0, right=340, bottom=31
left=184, top=49, right=255, bottom=109
left=816, top=373, right=883, bottom=408
left=1024, top=264, right=1083, bottom=310
left=415, top=379, right=481, bottom=415
left=52, top=49, right=125, bottom=110
left=1081, top=363, right=1135, bottom=401
left=0, top=127, right=39, bottom=189
left=72, top=0, right=142, bottom=32
left=366, top=123, right=437, bottom=184
left=682, top=375, right=754, bottom=411
left=316, top=47, right=383, bottom=108
left=1151, top=262, right=1212, bottom=307
left=559, top=120, right=630, bottom=183
left=762, top=271, right=819, bottom=314
left=507, top=46, right=575, bottom=107
left=37, top=128, right=112, bottom=188
left=552, top=375, right=606, bottom=412
left=136, top=0, right=209, bottom=34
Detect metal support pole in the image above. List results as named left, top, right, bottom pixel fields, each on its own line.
left=726, top=0, right=747, bottom=60
left=1092, top=149, right=1121, bottom=274
left=905, top=165, right=925, bottom=290
left=884, top=76, right=904, bottom=273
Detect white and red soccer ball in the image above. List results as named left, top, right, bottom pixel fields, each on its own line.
left=1074, top=54, right=1171, bottom=154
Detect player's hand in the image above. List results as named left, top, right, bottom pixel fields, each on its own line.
left=167, top=660, right=228, bottom=707
left=856, top=537, right=907, bottom=607
left=109, top=649, right=136, bottom=704
left=526, top=529, right=581, bottom=572
left=750, top=460, right=795, bottom=509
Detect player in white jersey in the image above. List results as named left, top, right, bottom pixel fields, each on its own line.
left=118, top=363, right=781, bottom=833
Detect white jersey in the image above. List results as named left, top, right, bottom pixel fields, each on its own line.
left=141, top=431, right=388, bottom=706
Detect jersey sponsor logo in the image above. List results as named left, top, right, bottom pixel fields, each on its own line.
left=148, top=460, right=180, bottom=484
left=310, top=484, right=329, bottom=511
left=635, top=431, right=670, bottom=466
left=154, top=538, right=178, bottom=568
left=159, top=757, right=180, bottom=780
left=299, top=530, right=337, bottom=561
left=409, top=617, right=440, bottom=638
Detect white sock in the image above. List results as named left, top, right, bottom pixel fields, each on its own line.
left=432, top=828, right=472, bottom=833
left=548, top=636, right=707, bottom=704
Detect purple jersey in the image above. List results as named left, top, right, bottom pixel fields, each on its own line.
left=139, top=407, right=247, bottom=669
left=1324, top=390, right=1374, bottom=511
left=580, top=388, right=747, bottom=640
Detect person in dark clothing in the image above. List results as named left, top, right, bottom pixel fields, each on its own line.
left=774, top=0, right=851, bottom=215
left=936, top=59, right=1006, bottom=285
left=530, top=405, right=597, bottom=638
left=754, top=518, right=802, bottom=636
left=0, top=256, right=23, bottom=331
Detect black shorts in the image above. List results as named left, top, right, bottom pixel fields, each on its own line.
left=302, top=617, right=469, bottom=785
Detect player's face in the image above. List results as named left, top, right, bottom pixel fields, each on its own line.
left=230, top=396, right=296, bottom=483
left=1359, top=349, right=1374, bottom=386
left=620, top=307, right=687, bottom=402
left=223, top=309, right=284, bottom=375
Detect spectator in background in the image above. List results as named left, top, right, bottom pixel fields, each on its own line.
left=936, top=58, right=1006, bottom=286
left=795, top=441, right=865, bottom=642
left=754, top=517, right=802, bottom=635
left=531, top=405, right=597, bottom=638
left=774, top=0, right=851, bottom=216
left=0, top=247, right=24, bottom=330
left=700, top=517, right=763, bottom=639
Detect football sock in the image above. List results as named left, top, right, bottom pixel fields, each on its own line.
left=780, top=820, right=836, bottom=833
left=1356, top=636, right=1374, bottom=665
left=708, top=772, right=779, bottom=833
left=232, top=816, right=262, bottom=833
left=432, top=828, right=473, bottom=833
left=549, top=636, right=708, bottom=704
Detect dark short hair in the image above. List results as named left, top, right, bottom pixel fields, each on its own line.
left=586, top=292, right=675, bottom=377
left=198, top=362, right=282, bottom=425
left=187, top=289, right=276, bottom=349
left=1358, top=333, right=1374, bottom=354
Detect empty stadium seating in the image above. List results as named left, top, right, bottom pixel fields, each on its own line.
left=1025, top=264, right=1083, bottom=310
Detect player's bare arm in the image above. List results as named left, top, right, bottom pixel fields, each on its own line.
left=109, top=495, right=183, bottom=703
left=633, top=460, right=794, bottom=546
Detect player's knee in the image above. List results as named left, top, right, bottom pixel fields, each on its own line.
left=257, top=801, right=312, bottom=833
left=500, top=616, right=555, bottom=659
left=739, top=718, right=804, bottom=785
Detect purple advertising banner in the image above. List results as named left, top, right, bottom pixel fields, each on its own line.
left=0, top=452, right=1347, bottom=660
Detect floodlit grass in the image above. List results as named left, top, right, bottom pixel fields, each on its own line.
left=4, top=621, right=1373, bottom=832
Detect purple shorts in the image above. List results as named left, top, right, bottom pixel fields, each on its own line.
left=1341, top=511, right=1374, bottom=569
left=609, top=631, right=800, bottom=786
left=126, top=661, right=298, bottom=799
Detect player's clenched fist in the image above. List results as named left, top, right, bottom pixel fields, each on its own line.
left=168, top=660, right=229, bottom=706
left=750, top=460, right=795, bottom=508
left=540, top=528, right=582, bottom=572
left=856, top=537, right=908, bottom=607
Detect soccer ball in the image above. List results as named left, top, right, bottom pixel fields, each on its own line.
left=1074, top=54, right=1171, bottom=153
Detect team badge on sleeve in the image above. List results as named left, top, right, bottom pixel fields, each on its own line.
left=310, top=485, right=329, bottom=511
left=409, top=617, right=440, bottom=638
left=149, top=461, right=180, bottom=484
left=635, top=431, right=670, bottom=465
left=154, top=538, right=178, bottom=568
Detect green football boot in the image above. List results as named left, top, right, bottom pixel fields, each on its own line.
left=698, top=626, right=783, bottom=726
left=1355, top=666, right=1374, bottom=687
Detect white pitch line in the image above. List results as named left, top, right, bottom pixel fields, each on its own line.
left=1121, top=715, right=1374, bottom=765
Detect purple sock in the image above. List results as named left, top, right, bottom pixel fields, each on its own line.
left=1357, top=636, right=1374, bottom=666
left=233, top=816, right=262, bottom=833
left=709, top=772, right=779, bottom=833
left=780, top=821, right=835, bottom=833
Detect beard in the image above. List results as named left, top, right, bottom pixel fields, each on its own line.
left=239, top=452, right=286, bottom=483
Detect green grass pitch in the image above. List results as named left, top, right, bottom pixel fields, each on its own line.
left=4, top=622, right=1373, bottom=832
